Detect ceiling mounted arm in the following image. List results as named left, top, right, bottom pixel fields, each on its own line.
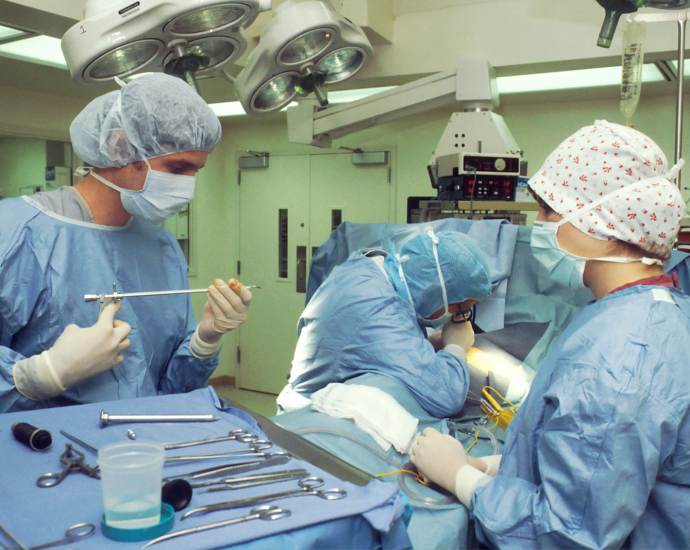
left=287, top=60, right=499, bottom=148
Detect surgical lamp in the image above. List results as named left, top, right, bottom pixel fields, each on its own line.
left=234, top=0, right=373, bottom=116
left=61, top=0, right=271, bottom=91
left=595, top=0, right=690, bottom=47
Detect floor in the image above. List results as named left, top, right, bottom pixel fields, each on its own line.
left=211, top=384, right=279, bottom=419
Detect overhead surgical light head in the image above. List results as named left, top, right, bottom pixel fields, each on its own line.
left=234, top=0, right=373, bottom=116
left=61, top=0, right=271, bottom=91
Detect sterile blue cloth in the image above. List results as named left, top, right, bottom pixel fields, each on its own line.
left=306, top=219, right=519, bottom=332
left=0, top=197, right=218, bottom=413
left=471, top=285, right=690, bottom=549
left=0, top=387, right=410, bottom=549
left=281, top=251, right=471, bottom=418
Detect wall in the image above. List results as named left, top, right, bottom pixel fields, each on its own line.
left=203, top=89, right=690, bottom=380
left=0, top=136, right=46, bottom=198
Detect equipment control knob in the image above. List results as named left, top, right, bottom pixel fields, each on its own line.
left=494, top=158, right=506, bottom=171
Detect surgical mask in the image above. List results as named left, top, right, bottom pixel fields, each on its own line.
left=531, top=200, right=663, bottom=289
left=90, top=158, right=195, bottom=224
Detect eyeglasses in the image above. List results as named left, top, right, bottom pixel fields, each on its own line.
left=451, top=309, right=473, bottom=324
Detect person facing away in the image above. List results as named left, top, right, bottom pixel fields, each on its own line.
left=277, top=227, right=500, bottom=418
left=411, top=119, right=690, bottom=549
left=1, top=73, right=251, bottom=413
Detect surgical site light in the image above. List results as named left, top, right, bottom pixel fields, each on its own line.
left=61, top=0, right=270, bottom=91
left=234, top=0, right=373, bottom=116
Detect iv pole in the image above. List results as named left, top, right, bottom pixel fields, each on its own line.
left=628, top=10, right=689, bottom=188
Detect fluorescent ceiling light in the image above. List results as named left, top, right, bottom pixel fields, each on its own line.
left=210, top=85, right=395, bottom=117
left=0, top=24, right=30, bottom=42
left=497, top=64, right=664, bottom=94
left=669, top=60, right=690, bottom=78
left=0, top=35, right=67, bottom=69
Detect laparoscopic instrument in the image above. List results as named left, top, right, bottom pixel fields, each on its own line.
left=84, top=282, right=261, bottom=317
left=2, top=523, right=95, bottom=550
left=141, top=505, right=291, bottom=549
left=36, top=444, right=101, bottom=488
left=182, top=477, right=347, bottom=519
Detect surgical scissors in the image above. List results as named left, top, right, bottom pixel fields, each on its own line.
left=4, top=524, right=95, bottom=550
left=163, top=429, right=258, bottom=450
left=141, top=505, right=289, bottom=549
left=182, top=476, right=347, bottom=519
left=164, top=441, right=278, bottom=463
left=36, top=444, right=100, bottom=488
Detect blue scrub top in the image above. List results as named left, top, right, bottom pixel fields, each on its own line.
left=282, top=251, right=471, bottom=418
left=471, top=284, right=690, bottom=549
left=0, top=197, right=218, bottom=413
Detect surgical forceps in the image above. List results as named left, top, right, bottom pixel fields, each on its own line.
left=197, top=468, right=309, bottom=492
left=36, top=444, right=100, bottom=487
left=164, top=429, right=258, bottom=450
left=4, top=523, right=94, bottom=550
left=182, top=477, right=347, bottom=519
left=163, top=454, right=291, bottom=483
left=141, top=505, right=290, bottom=549
left=164, top=441, right=281, bottom=463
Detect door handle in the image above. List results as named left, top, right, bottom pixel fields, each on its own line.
left=296, top=246, right=306, bottom=293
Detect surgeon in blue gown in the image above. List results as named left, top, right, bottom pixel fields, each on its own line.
left=277, top=227, right=493, bottom=418
left=1, top=73, right=251, bottom=413
left=411, top=120, right=690, bottom=549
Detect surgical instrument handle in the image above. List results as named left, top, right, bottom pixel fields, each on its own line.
left=141, top=506, right=290, bottom=549
left=100, top=411, right=220, bottom=427
left=84, top=285, right=261, bottom=302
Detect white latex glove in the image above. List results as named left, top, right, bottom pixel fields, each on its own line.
left=197, top=279, right=252, bottom=344
left=441, top=319, right=475, bottom=352
left=13, top=302, right=131, bottom=400
left=410, top=427, right=469, bottom=493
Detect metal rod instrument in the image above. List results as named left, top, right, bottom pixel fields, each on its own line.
left=100, top=410, right=220, bottom=427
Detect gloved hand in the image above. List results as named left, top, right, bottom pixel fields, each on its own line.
left=197, top=279, right=252, bottom=344
left=410, top=427, right=469, bottom=494
left=50, top=301, right=132, bottom=387
left=441, top=319, right=475, bottom=352
left=13, top=301, right=131, bottom=400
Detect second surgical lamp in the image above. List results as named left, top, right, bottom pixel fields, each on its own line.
left=234, top=0, right=373, bottom=115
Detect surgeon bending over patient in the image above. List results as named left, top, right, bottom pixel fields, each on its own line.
left=412, top=120, right=690, bottom=549
left=0, top=73, right=251, bottom=413
left=278, top=228, right=496, bottom=418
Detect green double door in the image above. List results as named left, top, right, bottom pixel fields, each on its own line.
left=238, top=152, right=392, bottom=394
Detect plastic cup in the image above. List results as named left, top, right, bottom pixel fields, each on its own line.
left=98, top=441, right=165, bottom=530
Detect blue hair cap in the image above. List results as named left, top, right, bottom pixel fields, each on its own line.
left=71, top=73, right=222, bottom=168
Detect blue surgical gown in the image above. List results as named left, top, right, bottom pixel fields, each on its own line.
left=0, top=197, right=219, bottom=413
left=281, top=252, right=470, bottom=418
left=471, top=284, right=690, bottom=549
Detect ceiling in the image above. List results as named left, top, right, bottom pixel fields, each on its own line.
left=0, top=0, right=686, bottom=110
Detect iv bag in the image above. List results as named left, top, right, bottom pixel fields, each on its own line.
left=620, top=20, right=646, bottom=127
